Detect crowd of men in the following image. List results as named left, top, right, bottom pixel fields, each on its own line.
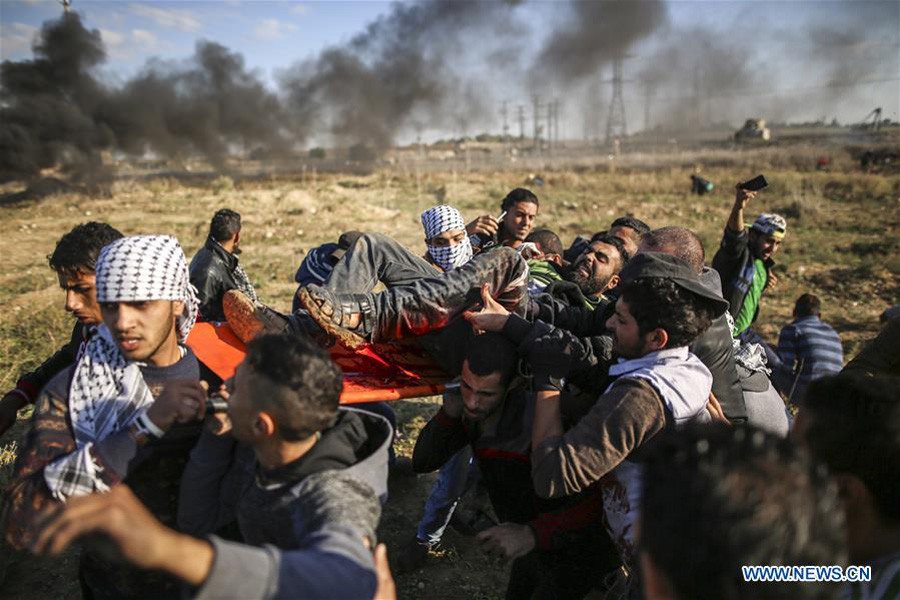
left=1, top=182, right=898, bottom=600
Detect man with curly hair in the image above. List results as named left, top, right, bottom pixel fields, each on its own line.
left=0, top=221, right=123, bottom=436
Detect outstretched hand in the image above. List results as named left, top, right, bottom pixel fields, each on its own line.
left=464, top=284, right=510, bottom=334
left=476, top=522, right=535, bottom=562
left=32, top=485, right=214, bottom=585
left=33, top=485, right=173, bottom=563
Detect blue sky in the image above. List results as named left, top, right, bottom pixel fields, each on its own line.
left=1, top=1, right=393, bottom=82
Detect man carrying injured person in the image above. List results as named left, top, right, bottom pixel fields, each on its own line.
left=3, top=235, right=213, bottom=599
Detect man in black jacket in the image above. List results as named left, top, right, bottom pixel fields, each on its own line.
left=190, top=209, right=259, bottom=323
left=0, top=222, right=123, bottom=436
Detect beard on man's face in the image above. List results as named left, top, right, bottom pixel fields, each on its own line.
left=562, top=262, right=610, bottom=297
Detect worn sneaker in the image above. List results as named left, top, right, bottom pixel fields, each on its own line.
left=296, top=285, right=367, bottom=350
left=223, top=290, right=291, bottom=343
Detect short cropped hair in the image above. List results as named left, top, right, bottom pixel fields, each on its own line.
left=525, top=228, right=563, bottom=257
left=642, top=423, right=846, bottom=600
left=464, top=332, right=519, bottom=389
left=609, top=216, right=650, bottom=237
left=641, top=227, right=705, bottom=273
left=802, top=374, right=900, bottom=520
left=794, top=293, right=821, bottom=318
left=620, top=277, right=716, bottom=348
left=244, top=333, right=342, bottom=441
left=48, top=222, right=124, bottom=276
left=500, top=188, right=539, bottom=211
left=209, top=209, right=242, bottom=242
left=590, top=233, right=630, bottom=269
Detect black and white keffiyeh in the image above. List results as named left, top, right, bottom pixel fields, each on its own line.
left=95, top=235, right=199, bottom=341
left=44, top=235, right=198, bottom=501
left=421, top=205, right=473, bottom=271
left=232, top=263, right=259, bottom=303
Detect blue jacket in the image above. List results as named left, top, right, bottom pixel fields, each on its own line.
left=771, top=315, right=843, bottom=401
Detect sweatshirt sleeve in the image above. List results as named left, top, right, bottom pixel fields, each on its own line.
left=3, top=375, right=76, bottom=548
left=412, top=402, right=470, bottom=474
left=531, top=379, right=666, bottom=499
left=196, top=472, right=380, bottom=600
left=195, top=533, right=377, bottom=600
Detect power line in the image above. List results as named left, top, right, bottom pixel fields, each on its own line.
left=640, top=76, right=899, bottom=103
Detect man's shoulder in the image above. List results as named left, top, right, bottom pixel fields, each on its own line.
left=40, top=366, right=75, bottom=403
left=291, top=470, right=381, bottom=535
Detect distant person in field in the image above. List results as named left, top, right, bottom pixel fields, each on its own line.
left=466, top=187, right=539, bottom=249
left=3, top=235, right=212, bottom=599
left=793, top=374, right=899, bottom=600
left=641, top=423, right=846, bottom=600
left=712, top=184, right=786, bottom=339
left=769, top=293, right=844, bottom=403
left=0, top=222, right=123, bottom=437
left=190, top=208, right=259, bottom=323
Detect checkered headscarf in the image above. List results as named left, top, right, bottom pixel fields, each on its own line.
left=421, top=205, right=473, bottom=271
left=751, top=213, right=787, bottom=240
left=43, top=235, right=198, bottom=501
left=96, top=235, right=199, bottom=341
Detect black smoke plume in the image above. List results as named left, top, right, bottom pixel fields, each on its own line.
left=0, top=13, right=289, bottom=182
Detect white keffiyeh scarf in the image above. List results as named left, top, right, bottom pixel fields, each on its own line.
left=421, top=205, right=473, bottom=271
left=44, top=235, right=198, bottom=501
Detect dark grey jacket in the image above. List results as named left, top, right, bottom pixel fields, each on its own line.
left=178, top=408, right=392, bottom=600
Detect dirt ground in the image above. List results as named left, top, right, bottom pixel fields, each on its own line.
left=0, top=141, right=898, bottom=598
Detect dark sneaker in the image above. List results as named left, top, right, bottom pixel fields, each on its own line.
left=395, top=537, right=433, bottom=575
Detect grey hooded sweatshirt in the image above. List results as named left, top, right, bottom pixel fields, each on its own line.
left=177, top=407, right=392, bottom=600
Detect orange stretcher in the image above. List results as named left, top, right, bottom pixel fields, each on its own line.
left=186, top=322, right=450, bottom=403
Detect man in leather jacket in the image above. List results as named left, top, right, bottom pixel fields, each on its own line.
left=190, top=209, right=259, bottom=323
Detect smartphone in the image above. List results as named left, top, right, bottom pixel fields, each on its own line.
left=738, top=175, right=768, bottom=191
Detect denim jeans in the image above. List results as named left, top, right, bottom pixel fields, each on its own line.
left=325, top=232, right=437, bottom=292
left=416, top=445, right=477, bottom=546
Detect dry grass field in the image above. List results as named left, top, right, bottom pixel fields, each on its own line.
left=0, top=142, right=898, bottom=598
